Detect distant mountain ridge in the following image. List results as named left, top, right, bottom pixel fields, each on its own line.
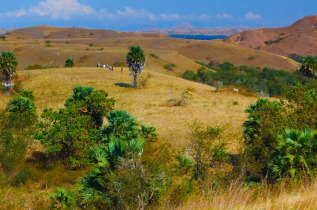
left=225, top=15, right=317, bottom=56
left=141, top=27, right=260, bottom=36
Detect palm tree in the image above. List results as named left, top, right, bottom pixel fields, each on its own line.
left=126, top=46, right=145, bottom=88
left=268, top=129, right=317, bottom=179
left=302, top=56, right=317, bottom=77
left=0, top=51, right=18, bottom=93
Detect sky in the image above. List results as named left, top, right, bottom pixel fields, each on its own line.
left=0, top=0, right=316, bottom=31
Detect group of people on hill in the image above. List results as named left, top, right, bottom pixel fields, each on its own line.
left=97, top=63, right=113, bottom=71
left=97, top=63, right=124, bottom=72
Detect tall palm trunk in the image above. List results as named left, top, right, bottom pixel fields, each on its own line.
left=133, top=71, right=138, bottom=88
left=4, top=74, right=11, bottom=94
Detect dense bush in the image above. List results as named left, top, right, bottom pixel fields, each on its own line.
left=268, top=129, right=317, bottom=180
left=24, top=64, right=59, bottom=70
left=0, top=91, right=37, bottom=173
left=183, top=62, right=313, bottom=97
left=65, top=58, right=74, bottom=68
left=243, top=84, right=317, bottom=178
left=164, top=63, right=176, bottom=71
left=182, top=70, right=199, bottom=81
left=76, top=110, right=165, bottom=209
left=35, top=86, right=115, bottom=168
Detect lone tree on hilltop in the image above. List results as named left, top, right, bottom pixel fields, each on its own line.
left=65, top=58, right=75, bottom=68
left=0, top=51, right=18, bottom=94
left=126, top=46, right=145, bottom=88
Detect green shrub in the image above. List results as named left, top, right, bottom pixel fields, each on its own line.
left=45, top=40, right=51, bottom=47
left=182, top=70, right=199, bottom=81
left=1, top=35, right=6, bottom=41
left=268, top=129, right=317, bottom=180
left=243, top=85, right=317, bottom=177
left=50, top=188, right=74, bottom=209
left=11, top=168, right=31, bottom=186
left=35, top=87, right=115, bottom=168
left=164, top=63, right=176, bottom=71
left=76, top=111, right=167, bottom=209
left=0, top=92, right=37, bottom=173
left=243, top=99, right=287, bottom=175
left=65, top=58, right=74, bottom=68
left=149, top=53, right=159, bottom=59
left=24, top=64, right=59, bottom=70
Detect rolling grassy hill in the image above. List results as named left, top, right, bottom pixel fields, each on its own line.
left=0, top=26, right=300, bottom=72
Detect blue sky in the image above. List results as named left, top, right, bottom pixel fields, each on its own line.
left=0, top=0, right=315, bottom=31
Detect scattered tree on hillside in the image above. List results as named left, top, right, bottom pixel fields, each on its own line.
left=0, top=51, right=19, bottom=94
left=302, top=56, right=317, bottom=77
left=126, top=46, right=145, bottom=88
left=35, top=86, right=115, bottom=168
left=65, top=58, right=74, bottom=68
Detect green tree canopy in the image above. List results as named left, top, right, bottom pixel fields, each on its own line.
left=126, top=46, right=146, bottom=88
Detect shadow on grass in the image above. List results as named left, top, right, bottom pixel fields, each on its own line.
left=115, top=83, right=134, bottom=88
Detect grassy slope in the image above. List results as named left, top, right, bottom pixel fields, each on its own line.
left=5, top=67, right=256, bottom=149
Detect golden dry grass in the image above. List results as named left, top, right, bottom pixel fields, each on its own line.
left=176, top=181, right=317, bottom=210
left=3, top=67, right=257, bottom=150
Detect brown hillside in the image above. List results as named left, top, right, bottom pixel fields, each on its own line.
left=225, top=15, right=317, bottom=56
left=1, top=26, right=299, bottom=72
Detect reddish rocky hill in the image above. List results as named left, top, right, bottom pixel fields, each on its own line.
left=225, top=15, right=317, bottom=56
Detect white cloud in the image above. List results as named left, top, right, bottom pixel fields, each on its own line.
left=116, top=7, right=156, bottom=21
left=245, top=12, right=262, bottom=20
left=160, top=13, right=180, bottom=21
left=199, top=14, right=211, bottom=20
left=216, top=13, right=232, bottom=19
left=29, top=0, right=95, bottom=19
left=6, top=10, right=26, bottom=18
left=2, top=0, right=212, bottom=23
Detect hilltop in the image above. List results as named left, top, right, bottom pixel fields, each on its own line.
left=225, top=15, right=317, bottom=56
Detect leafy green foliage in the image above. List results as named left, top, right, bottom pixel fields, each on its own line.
left=243, top=84, right=317, bottom=177
left=182, top=70, right=199, bottom=81
left=0, top=91, right=37, bottom=173
left=164, top=63, right=176, bottom=71
left=76, top=111, right=166, bottom=209
left=126, top=46, right=146, bottom=64
left=64, top=58, right=74, bottom=68
left=126, top=46, right=145, bottom=88
left=36, top=87, right=115, bottom=168
left=268, top=129, right=317, bottom=180
left=264, top=36, right=285, bottom=45
left=50, top=188, right=74, bottom=209
left=139, top=125, right=158, bottom=142
left=185, top=62, right=311, bottom=97
left=243, top=99, right=287, bottom=174
left=0, top=51, right=19, bottom=92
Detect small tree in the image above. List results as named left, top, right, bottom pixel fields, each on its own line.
left=302, top=56, right=317, bottom=77
left=65, top=58, right=74, bottom=68
left=126, top=46, right=145, bottom=88
left=0, top=51, right=19, bottom=94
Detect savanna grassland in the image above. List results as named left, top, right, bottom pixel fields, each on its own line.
left=1, top=20, right=317, bottom=209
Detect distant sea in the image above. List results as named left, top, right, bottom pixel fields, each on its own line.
left=169, top=34, right=228, bottom=40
